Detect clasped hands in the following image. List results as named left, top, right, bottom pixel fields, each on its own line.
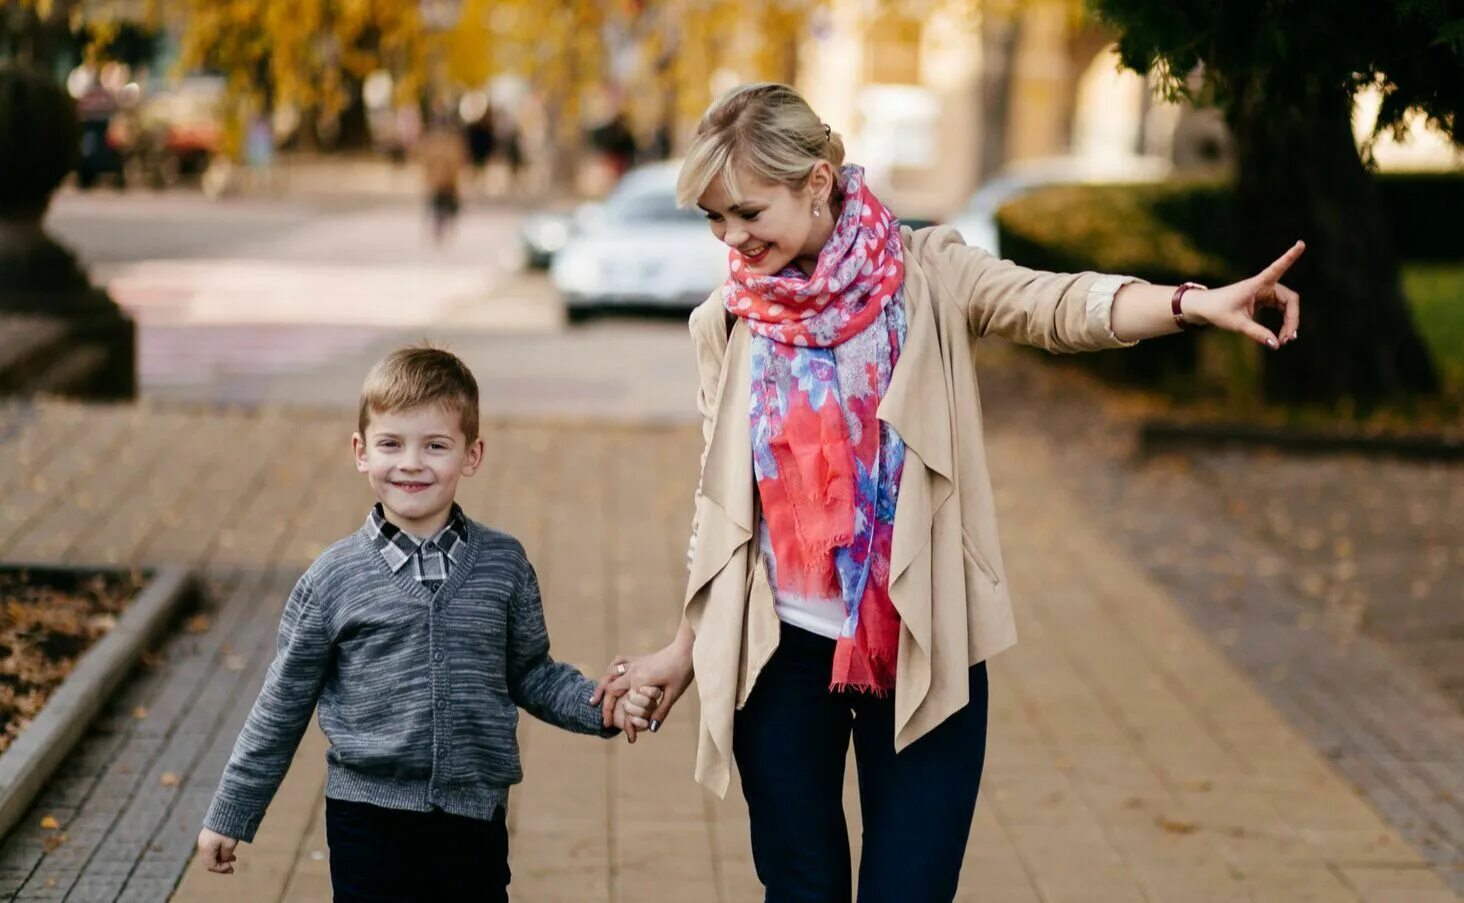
left=590, top=640, right=695, bottom=743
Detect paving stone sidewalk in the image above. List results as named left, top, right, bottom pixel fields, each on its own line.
left=0, top=398, right=1458, bottom=901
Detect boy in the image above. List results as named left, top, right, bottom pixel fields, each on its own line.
left=196, top=346, right=659, bottom=901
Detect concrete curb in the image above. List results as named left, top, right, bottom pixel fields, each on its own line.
left=0, top=565, right=197, bottom=841
left=1139, top=418, right=1464, bottom=461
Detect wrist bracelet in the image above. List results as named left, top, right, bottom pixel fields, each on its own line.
left=1171, top=282, right=1207, bottom=330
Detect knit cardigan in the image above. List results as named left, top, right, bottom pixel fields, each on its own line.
left=204, top=516, right=612, bottom=841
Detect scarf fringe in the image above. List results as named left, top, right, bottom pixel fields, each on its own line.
left=831, top=638, right=897, bottom=695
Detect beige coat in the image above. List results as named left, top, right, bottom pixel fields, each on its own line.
left=683, top=225, right=1140, bottom=797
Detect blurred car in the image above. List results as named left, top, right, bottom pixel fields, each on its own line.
left=551, top=161, right=729, bottom=320
left=947, top=155, right=1172, bottom=256
left=131, top=77, right=225, bottom=187
left=520, top=203, right=596, bottom=269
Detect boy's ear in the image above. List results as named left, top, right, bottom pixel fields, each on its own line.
left=462, top=437, right=485, bottom=476
left=352, top=433, right=370, bottom=473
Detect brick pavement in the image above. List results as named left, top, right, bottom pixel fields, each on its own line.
left=0, top=398, right=1458, bottom=901
left=977, top=342, right=1464, bottom=895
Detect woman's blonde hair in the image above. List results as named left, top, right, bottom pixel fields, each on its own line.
left=675, top=82, right=846, bottom=208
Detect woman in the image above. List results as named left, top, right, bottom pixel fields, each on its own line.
left=593, top=82, right=1302, bottom=902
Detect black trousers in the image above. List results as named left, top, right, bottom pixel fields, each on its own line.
left=733, top=626, right=989, bottom=903
left=325, top=798, right=510, bottom=902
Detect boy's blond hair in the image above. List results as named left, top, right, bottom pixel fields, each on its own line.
left=358, top=346, right=480, bottom=442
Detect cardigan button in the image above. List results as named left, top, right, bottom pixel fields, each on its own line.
left=436, top=698, right=447, bottom=710
left=433, top=652, right=445, bottom=663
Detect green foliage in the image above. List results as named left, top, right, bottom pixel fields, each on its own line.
left=996, top=178, right=1464, bottom=402
left=1088, top=0, right=1464, bottom=150
left=995, top=180, right=1236, bottom=286
left=996, top=173, right=1464, bottom=282
left=0, top=65, right=80, bottom=219
left=1402, top=264, right=1464, bottom=393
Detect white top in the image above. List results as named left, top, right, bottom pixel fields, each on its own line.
left=759, top=521, right=848, bottom=640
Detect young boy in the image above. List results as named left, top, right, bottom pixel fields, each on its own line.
left=196, top=346, right=659, bottom=901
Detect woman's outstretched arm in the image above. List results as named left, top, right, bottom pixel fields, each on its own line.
left=1111, top=241, right=1304, bottom=347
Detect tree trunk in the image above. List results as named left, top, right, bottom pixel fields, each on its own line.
left=1229, top=80, right=1438, bottom=405
left=978, top=11, right=1021, bottom=183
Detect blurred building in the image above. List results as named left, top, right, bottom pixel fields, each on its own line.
left=787, top=0, right=1460, bottom=221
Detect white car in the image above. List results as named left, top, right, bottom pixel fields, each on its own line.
left=551, top=161, right=729, bottom=320
left=947, top=155, right=1172, bottom=257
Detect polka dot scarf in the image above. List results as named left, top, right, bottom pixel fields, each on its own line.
left=723, top=165, right=907, bottom=693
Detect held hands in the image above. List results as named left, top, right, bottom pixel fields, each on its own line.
left=610, top=686, right=665, bottom=740
left=591, top=640, right=695, bottom=743
left=1183, top=241, right=1305, bottom=348
left=196, top=827, right=239, bottom=874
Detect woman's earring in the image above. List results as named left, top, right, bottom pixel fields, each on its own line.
left=813, top=202, right=821, bottom=218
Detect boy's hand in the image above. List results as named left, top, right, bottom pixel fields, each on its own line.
left=197, top=827, right=240, bottom=874
left=611, top=686, right=664, bottom=743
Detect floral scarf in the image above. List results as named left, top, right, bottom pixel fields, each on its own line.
left=723, top=165, right=906, bottom=693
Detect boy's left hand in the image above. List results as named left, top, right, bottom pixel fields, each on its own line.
left=611, top=686, right=664, bottom=743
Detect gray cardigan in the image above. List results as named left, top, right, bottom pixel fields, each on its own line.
left=203, top=516, right=612, bottom=841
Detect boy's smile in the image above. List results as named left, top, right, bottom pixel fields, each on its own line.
left=353, top=404, right=483, bottom=536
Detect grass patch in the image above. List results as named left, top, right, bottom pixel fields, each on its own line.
left=1403, top=263, right=1464, bottom=399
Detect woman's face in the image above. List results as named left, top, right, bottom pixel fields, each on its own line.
left=696, top=162, right=836, bottom=277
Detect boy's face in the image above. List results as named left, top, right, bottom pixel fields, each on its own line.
left=353, top=404, right=483, bottom=536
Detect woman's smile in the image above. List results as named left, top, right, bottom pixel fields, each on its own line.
left=741, top=242, right=771, bottom=264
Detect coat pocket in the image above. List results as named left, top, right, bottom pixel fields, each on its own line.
left=961, top=529, right=1001, bottom=587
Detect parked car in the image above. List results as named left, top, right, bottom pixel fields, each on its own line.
left=946, top=155, right=1171, bottom=257
left=551, top=161, right=729, bottom=320
left=135, top=77, right=224, bottom=185
left=519, top=203, right=595, bottom=269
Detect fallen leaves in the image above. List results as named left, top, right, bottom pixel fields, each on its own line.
left=160, top=772, right=181, bottom=787
left=183, top=614, right=212, bottom=634
left=1155, top=815, right=1199, bottom=835
left=0, top=569, right=147, bottom=755
left=39, top=814, right=67, bottom=852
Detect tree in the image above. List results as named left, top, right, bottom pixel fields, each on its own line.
left=1090, top=0, right=1464, bottom=405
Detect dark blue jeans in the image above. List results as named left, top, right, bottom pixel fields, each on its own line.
left=733, top=625, right=989, bottom=903
left=325, top=797, right=509, bottom=902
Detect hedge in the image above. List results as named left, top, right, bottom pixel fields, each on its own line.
left=993, top=173, right=1463, bottom=391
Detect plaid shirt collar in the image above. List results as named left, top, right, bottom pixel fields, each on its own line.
left=367, top=503, right=467, bottom=586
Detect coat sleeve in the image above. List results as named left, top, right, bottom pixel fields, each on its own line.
left=915, top=225, right=1144, bottom=354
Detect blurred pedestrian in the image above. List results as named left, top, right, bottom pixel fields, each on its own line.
left=500, top=117, right=525, bottom=197
left=594, top=81, right=1305, bottom=902
left=464, top=107, right=496, bottom=196
left=588, top=111, right=637, bottom=180
left=418, top=120, right=466, bottom=243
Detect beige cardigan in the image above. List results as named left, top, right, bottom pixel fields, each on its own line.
left=684, top=225, right=1139, bottom=797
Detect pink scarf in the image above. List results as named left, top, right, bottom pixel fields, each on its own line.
left=724, top=165, right=907, bottom=692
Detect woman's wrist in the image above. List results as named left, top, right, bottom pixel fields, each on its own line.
left=669, top=623, right=695, bottom=677
left=1177, top=286, right=1216, bottom=327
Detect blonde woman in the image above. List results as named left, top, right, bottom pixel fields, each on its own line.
left=594, top=82, right=1303, bottom=901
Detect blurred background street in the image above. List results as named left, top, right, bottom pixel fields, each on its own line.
left=45, top=187, right=701, bottom=419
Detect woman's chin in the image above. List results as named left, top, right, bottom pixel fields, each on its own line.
left=750, top=253, right=793, bottom=275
